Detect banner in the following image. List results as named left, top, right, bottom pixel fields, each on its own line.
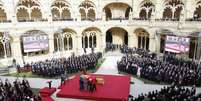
left=23, top=35, right=49, bottom=53
left=165, top=35, right=190, bottom=53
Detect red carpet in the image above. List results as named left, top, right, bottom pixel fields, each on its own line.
left=57, top=74, right=131, bottom=101
left=42, top=96, right=54, bottom=101
left=39, top=87, right=56, bottom=97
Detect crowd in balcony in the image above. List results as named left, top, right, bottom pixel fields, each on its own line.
left=0, top=78, right=41, bottom=101
left=117, top=45, right=201, bottom=86
left=29, top=52, right=102, bottom=77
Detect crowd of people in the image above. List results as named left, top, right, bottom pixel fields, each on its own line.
left=79, top=71, right=97, bottom=93
left=0, top=77, right=41, bottom=101
left=105, top=43, right=123, bottom=52
left=30, top=53, right=102, bottom=77
left=117, top=46, right=201, bottom=86
left=131, top=84, right=201, bottom=101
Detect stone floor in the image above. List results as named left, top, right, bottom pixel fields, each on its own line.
left=0, top=51, right=201, bottom=101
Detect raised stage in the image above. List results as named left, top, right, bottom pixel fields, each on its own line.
left=56, top=74, right=131, bottom=101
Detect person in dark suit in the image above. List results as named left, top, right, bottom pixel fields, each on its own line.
left=84, top=48, right=86, bottom=54
left=47, top=81, right=52, bottom=89
left=61, top=74, right=65, bottom=86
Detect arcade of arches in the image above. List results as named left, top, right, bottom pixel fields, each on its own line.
left=0, top=0, right=200, bottom=22
left=0, top=0, right=201, bottom=65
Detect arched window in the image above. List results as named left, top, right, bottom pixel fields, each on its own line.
left=89, top=35, right=92, bottom=48
left=54, top=34, right=59, bottom=51
left=193, top=1, right=201, bottom=20
left=139, top=1, right=154, bottom=20
left=0, top=32, right=12, bottom=58
left=84, top=36, right=88, bottom=48
left=79, top=1, right=96, bottom=21
left=16, top=0, right=42, bottom=21
left=69, top=36, right=73, bottom=50
left=82, top=28, right=100, bottom=50
left=82, top=36, right=84, bottom=48
left=93, top=35, right=96, bottom=47
left=135, top=28, right=149, bottom=50
left=0, top=4, right=7, bottom=21
left=54, top=29, right=74, bottom=51
left=64, top=36, right=67, bottom=50
left=51, top=0, right=71, bottom=20
left=64, top=33, right=73, bottom=50
left=162, top=0, right=184, bottom=20
left=82, top=32, right=97, bottom=48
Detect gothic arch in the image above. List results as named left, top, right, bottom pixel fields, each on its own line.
left=194, top=1, right=201, bottom=20
left=51, top=0, right=71, bottom=20
left=134, top=28, right=150, bottom=50
left=0, top=3, right=7, bottom=21
left=16, top=0, right=42, bottom=21
left=162, top=0, right=184, bottom=20
left=139, top=0, right=155, bottom=20
left=81, top=27, right=101, bottom=49
left=54, top=28, right=76, bottom=51
left=79, top=1, right=96, bottom=21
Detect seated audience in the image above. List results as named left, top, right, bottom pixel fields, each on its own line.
left=31, top=53, right=102, bottom=77
left=118, top=47, right=201, bottom=86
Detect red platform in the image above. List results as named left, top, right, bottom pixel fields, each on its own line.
left=42, top=96, right=54, bottom=101
left=57, top=74, right=131, bottom=101
left=39, top=87, right=56, bottom=97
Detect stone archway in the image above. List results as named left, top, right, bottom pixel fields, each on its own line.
left=106, top=27, right=128, bottom=45
left=20, top=30, right=49, bottom=56
left=103, top=3, right=132, bottom=20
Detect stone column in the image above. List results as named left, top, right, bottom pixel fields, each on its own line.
left=76, top=33, right=83, bottom=55
left=6, top=0, right=17, bottom=24
left=185, top=0, right=195, bottom=19
left=155, top=0, right=163, bottom=19
left=48, top=34, right=54, bottom=57
left=100, top=33, right=106, bottom=52
left=128, top=34, right=134, bottom=48
left=196, top=38, right=201, bottom=60
left=149, top=34, right=156, bottom=52
left=11, top=35, right=24, bottom=66
left=132, top=0, right=139, bottom=18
